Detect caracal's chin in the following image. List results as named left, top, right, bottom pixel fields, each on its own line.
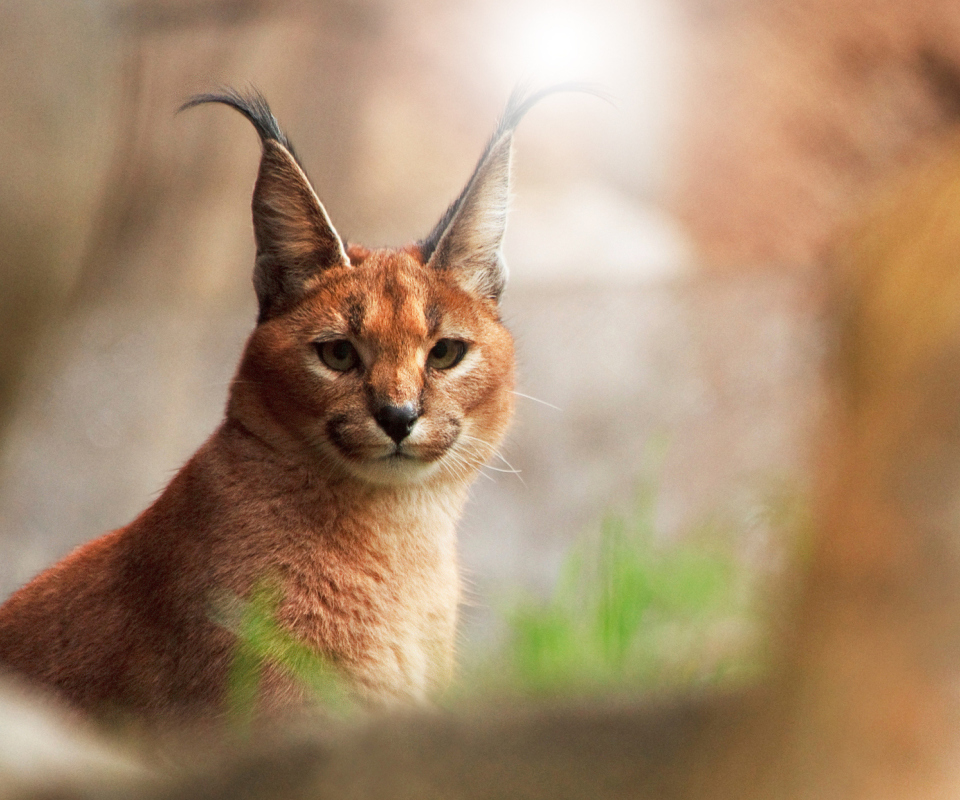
left=345, top=452, right=445, bottom=486
left=315, top=420, right=489, bottom=487
left=313, top=436, right=448, bottom=486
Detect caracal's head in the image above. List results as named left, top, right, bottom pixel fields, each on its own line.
left=183, top=88, right=579, bottom=485
left=237, top=240, right=515, bottom=486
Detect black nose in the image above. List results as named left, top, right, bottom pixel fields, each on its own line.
left=374, top=402, right=419, bottom=444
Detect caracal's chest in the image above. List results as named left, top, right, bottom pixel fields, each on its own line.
left=275, top=485, right=463, bottom=703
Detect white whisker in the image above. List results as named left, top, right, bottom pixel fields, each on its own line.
left=456, top=432, right=525, bottom=485
left=490, top=450, right=520, bottom=472
left=511, top=391, right=561, bottom=411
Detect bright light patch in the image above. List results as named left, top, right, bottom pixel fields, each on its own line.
left=522, top=12, right=605, bottom=78
left=490, top=4, right=617, bottom=84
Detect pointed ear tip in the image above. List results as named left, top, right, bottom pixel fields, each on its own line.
left=260, top=138, right=293, bottom=158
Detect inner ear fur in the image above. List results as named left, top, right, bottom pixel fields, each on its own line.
left=423, top=134, right=512, bottom=301
left=180, top=89, right=348, bottom=322
left=252, top=140, right=349, bottom=321
left=419, top=82, right=605, bottom=303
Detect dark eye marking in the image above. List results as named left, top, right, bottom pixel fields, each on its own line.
left=346, top=298, right=365, bottom=337
left=425, top=303, right=443, bottom=336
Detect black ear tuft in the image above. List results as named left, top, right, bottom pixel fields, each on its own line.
left=419, top=82, right=609, bottom=301
left=182, top=88, right=348, bottom=322
left=180, top=88, right=301, bottom=163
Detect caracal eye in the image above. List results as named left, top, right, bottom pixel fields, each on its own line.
left=427, top=338, right=467, bottom=370
left=316, top=339, right=359, bottom=372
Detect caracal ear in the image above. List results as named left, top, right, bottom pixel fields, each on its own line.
left=419, top=83, right=606, bottom=302
left=181, top=88, right=349, bottom=322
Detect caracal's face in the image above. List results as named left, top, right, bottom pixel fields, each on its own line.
left=236, top=246, right=515, bottom=486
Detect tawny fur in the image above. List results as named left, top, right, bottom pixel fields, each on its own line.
left=0, top=85, right=585, bottom=726
left=0, top=87, right=567, bottom=722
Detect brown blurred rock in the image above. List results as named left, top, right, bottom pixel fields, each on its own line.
left=0, top=673, right=148, bottom=799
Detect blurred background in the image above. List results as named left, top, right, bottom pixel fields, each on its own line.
left=2, top=0, right=959, bottom=687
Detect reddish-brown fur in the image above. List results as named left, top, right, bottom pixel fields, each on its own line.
left=0, top=88, right=530, bottom=727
